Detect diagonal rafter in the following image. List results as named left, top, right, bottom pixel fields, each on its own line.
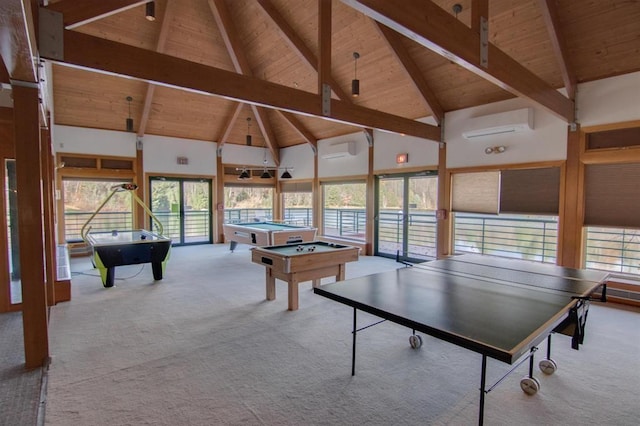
left=256, top=0, right=351, bottom=102
left=216, top=103, right=244, bottom=155
left=208, top=0, right=279, bottom=165
left=46, top=0, right=148, bottom=29
left=138, top=0, right=175, bottom=137
left=40, top=28, right=441, bottom=141
left=276, top=110, right=318, bottom=152
left=375, top=22, right=444, bottom=124
left=538, top=0, right=577, bottom=100
left=342, top=0, right=575, bottom=122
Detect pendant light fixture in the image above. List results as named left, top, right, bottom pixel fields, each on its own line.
left=145, top=1, right=156, bottom=21
left=260, top=146, right=271, bottom=179
left=246, top=117, right=252, bottom=146
left=125, top=96, right=134, bottom=132
left=280, top=169, right=292, bottom=179
left=351, top=52, right=360, bottom=97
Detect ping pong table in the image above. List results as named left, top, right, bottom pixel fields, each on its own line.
left=313, top=254, right=608, bottom=425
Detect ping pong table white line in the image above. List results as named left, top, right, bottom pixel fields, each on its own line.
left=407, top=263, right=603, bottom=298
left=436, top=254, right=609, bottom=284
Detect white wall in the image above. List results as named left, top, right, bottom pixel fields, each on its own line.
left=374, top=126, right=440, bottom=171
left=54, top=125, right=137, bottom=157
left=444, top=97, right=568, bottom=169
left=280, top=143, right=315, bottom=180
left=143, top=134, right=216, bottom=176
left=577, top=71, right=640, bottom=127
left=220, top=144, right=277, bottom=168
left=318, top=131, right=369, bottom=178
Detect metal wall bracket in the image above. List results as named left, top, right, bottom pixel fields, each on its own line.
left=321, top=83, right=331, bottom=116
left=480, top=16, right=489, bottom=69
left=39, top=8, right=64, bottom=61
left=136, top=136, right=143, bottom=151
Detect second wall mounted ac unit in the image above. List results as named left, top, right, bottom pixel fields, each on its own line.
left=321, top=141, right=356, bottom=159
left=462, top=108, right=534, bottom=139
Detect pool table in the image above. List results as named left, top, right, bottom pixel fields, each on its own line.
left=223, top=221, right=317, bottom=251
left=86, top=229, right=171, bottom=288
left=251, top=241, right=360, bottom=310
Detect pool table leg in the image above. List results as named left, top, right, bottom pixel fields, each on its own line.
left=229, top=241, right=238, bottom=252
left=266, top=268, right=276, bottom=302
left=337, top=263, right=346, bottom=281
left=287, top=280, right=299, bottom=311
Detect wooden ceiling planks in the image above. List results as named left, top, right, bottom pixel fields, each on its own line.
left=43, top=0, right=640, bottom=148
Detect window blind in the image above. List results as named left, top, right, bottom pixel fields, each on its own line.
left=451, top=171, right=500, bottom=214
left=500, top=167, right=560, bottom=214
left=584, top=163, right=640, bottom=228
left=280, top=181, right=312, bottom=193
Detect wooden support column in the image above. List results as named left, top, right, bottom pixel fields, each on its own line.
left=313, top=153, right=320, bottom=232
left=365, top=130, right=375, bottom=255
left=436, top=142, right=450, bottom=259
left=13, top=84, right=49, bottom=369
left=135, top=141, right=145, bottom=229
left=215, top=153, right=225, bottom=243
left=557, top=124, right=583, bottom=268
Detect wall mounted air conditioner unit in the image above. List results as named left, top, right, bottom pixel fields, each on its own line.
left=462, top=108, right=534, bottom=139
left=321, top=141, right=356, bottom=159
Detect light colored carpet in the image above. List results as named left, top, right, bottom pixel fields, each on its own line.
left=0, top=311, right=44, bottom=426
left=45, top=245, right=640, bottom=425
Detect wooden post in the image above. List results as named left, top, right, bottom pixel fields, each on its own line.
left=437, top=142, right=450, bottom=258
left=13, top=84, right=49, bottom=368
left=365, top=130, right=375, bottom=255
left=216, top=153, right=225, bottom=243
left=557, top=124, right=583, bottom=268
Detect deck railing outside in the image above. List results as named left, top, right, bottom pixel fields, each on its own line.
left=453, top=213, right=559, bottom=263
left=64, top=210, right=639, bottom=276
left=585, top=227, right=640, bottom=275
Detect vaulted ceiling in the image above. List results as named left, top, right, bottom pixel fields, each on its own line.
left=4, top=0, right=640, bottom=165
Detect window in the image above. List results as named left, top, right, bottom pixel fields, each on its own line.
left=454, top=213, right=558, bottom=263
left=63, top=179, right=134, bottom=242
left=451, top=167, right=560, bottom=263
left=322, top=182, right=366, bottom=241
left=281, top=181, right=313, bottom=226
left=583, top=162, right=640, bottom=274
left=223, top=186, right=273, bottom=223
left=585, top=227, right=640, bottom=274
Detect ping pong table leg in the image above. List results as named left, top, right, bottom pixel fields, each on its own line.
left=479, top=355, right=487, bottom=426
left=352, top=308, right=357, bottom=376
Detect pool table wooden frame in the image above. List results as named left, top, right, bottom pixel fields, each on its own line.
left=223, top=221, right=317, bottom=251
left=251, top=241, right=360, bottom=311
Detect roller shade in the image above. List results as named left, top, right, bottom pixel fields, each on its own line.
left=451, top=171, right=500, bottom=214
left=280, top=181, right=312, bottom=193
left=584, top=163, right=640, bottom=228
left=500, top=168, right=560, bottom=214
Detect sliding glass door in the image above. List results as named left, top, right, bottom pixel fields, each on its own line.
left=150, top=177, right=212, bottom=245
left=375, top=172, right=438, bottom=262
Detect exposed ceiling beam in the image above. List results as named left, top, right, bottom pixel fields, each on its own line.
left=342, top=0, right=575, bottom=122
left=538, top=0, right=577, bottom=100
left=276, top=111, right=318, bottom=152
left=0, top=0, right=38, bottom=83
left=375, top=22, right=444, bottom=125
left=318, top=0, right=331, bottom=98
left=216, top=103, right=244, bottom=153
left=138, top=0, right=174, bottom=137
left=208, top=0, right=279, bottom=165
left=45, top=0, right=148, bottom=29
left=41, top=29, right=441, bottom=141
left=256, top=0, right=351, bottom=102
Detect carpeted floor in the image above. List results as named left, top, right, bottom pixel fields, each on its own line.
left=43, top=244, right=640, bottom=425
left=0, top=312, right=45, bottom=426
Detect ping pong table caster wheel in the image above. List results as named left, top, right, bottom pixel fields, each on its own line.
left=520, top=376, right=541, bottom=395
left=409, top=335, right=423, bottom=349
left=539, top=358, right=557, bottom=375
